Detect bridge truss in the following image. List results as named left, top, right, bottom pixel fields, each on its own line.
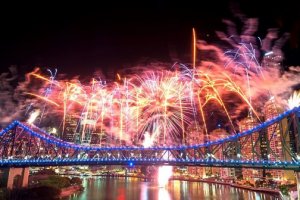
left=0, top=107, right=299, bottom=170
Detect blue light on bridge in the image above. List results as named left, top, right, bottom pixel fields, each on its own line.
left=129, top=162, right=134, bottom=167
left=1, top=106, right=300, bottom=168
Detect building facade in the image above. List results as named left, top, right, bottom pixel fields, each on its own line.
left=238, top=115, right=262, bottom=182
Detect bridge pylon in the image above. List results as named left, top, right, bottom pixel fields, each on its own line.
left=1, top=167, right=29, bottom=189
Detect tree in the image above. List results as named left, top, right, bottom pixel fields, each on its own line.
left=279, top=185, right=289, bottom=195
left=39, top=176, right=71, bottom=189
left=70, top=177, right=82, bottom=185
left=35, top=169, right=56, bottom=175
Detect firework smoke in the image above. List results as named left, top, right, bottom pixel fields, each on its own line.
left=1, top=12, right=299, bottom=147
left=0, top=66, right=29, bottom=127
left=197, top=14, right=300, bottom=113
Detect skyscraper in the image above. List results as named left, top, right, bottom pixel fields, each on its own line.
left=238, top=115, right=262, bottom=182
left=186, top=123, right=205, bottom=177
left=263, top=98, right=284, bottom=181
left=63, top=115, right=78, bottom=143
left=210, top=128, right=232, bottom=178
left=76, top=112, right=96, bottom=145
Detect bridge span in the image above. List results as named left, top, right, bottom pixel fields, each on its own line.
left=0, top=106, right=299, bottom=191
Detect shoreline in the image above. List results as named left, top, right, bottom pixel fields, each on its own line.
left=171, top=177, right=280, bottom=196
left=60, top=173, right=280, bottom=196
left=60, top=185, right=84, bottom=198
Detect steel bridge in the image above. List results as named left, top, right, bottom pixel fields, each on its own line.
left=0, top=106, right=299, bottom=170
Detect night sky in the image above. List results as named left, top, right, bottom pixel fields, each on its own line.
left=0, top=1, right=299, bottom=78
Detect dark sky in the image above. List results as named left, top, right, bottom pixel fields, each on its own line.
left=0, top=0, right=299, bottom=78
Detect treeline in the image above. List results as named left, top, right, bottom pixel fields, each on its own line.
left=0, top=175, right=83, bottom=200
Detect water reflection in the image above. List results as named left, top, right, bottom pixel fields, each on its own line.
left=141, top=183, right=148, bottom=200
left=158, top=187, right=171, bottom=200
left=67, top=177, right=279, bottom=200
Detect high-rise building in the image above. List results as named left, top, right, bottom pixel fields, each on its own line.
left=63, top=115, right=78, bottom=143
left=186, top=123, right=206, bottom=177
left=238, top=115, right=262, bottom=182
left=263, top=98, right=284, bottom=181
left=263, top=98, right=296, bottom=183
left=209, top=128, right=227, bottom=178
left=75, top=112, right=97, bottom=145
left=186, top=122, right=203, bottom=145
left=90, top=131, right=109, bottom=146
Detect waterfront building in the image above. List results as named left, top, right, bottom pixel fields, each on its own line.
left=186, top=122, right=203, bottom=145
left=186, top=122, right=206, bottom=178
left=263, top=98, right=295, bottom=183
left=210, top=128, right=230, bottom=178
left=238, top=115, right=262, bottom=183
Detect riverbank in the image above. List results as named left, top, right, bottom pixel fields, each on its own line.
left=62, top=176, right=280, bottom=200
left=171, top=177, right=280, bottom=196
left=60, top=185, right=84, bottom=198
left=61, top=173, right=280, bottom=197
left=28, top=174, right=84, bottom=199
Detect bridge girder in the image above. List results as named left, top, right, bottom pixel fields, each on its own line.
left=0, top=106, right=299, bottom=169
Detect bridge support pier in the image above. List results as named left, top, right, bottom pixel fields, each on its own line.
left=1, top=167, right=29, bottom=189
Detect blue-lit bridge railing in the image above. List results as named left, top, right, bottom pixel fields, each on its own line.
left=0, top=106, right=299, bottom=169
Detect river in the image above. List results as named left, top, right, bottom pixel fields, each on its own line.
left=66, top=177, right=279, bottom=200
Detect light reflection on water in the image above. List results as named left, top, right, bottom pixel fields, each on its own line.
left=158, top=187, right=171, bottom=200
left=66, top=177, right=279, bottom=200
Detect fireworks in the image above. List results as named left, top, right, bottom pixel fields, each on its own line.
left=131, top=70, right=193, bottom=144
left=23, top=65, right=267, bottom=146
left=142, top=126, right=173, bottom=187
left=27, top=109, right=40, bottom=125
left=22, top=45, right=299, bottom=147
left=1, top=14, right=297, bottom=148
left=288, top=91, right=300, bottom=109
left=1, top=12, right=300, bottom=189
